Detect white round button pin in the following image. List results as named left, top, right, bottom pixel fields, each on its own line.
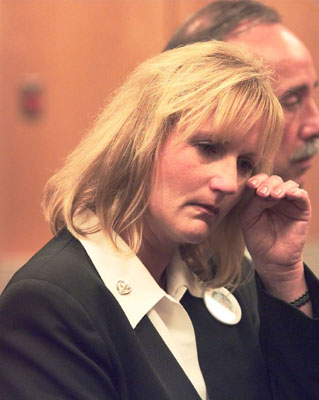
left=203, top=287, right=242, bottom=325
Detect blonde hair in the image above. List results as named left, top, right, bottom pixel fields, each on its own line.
left=43, top=40, right=283, bottom=288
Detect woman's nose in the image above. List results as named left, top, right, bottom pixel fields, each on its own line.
left=208, top=159, right=239, bottom=195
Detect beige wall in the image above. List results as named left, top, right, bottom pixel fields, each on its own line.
left=1, top=0, right=319, bottom=290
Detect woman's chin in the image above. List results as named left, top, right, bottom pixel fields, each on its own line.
left=181, top=225, right=211, bottom=244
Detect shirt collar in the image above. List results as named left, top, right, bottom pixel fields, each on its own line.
left=166, top=251, right=204, bottom=300
left=74, top=212, right=205, bottom=329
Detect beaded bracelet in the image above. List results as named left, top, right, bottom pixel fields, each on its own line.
left=289, top=290, right=310, bottom=308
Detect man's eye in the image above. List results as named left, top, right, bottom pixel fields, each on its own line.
left=280, top=93, right=301, bottom=110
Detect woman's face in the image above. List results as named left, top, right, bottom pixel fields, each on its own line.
left=145, top=119, right=262, bottom=250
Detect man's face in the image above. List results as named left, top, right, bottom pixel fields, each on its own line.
left=226, top=23, right=319, bottom=185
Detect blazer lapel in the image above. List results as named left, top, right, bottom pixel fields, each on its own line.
left=135, top=315, right=202, bottom=400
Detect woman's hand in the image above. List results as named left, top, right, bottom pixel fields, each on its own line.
left=240, top=174, right=312, bottom=313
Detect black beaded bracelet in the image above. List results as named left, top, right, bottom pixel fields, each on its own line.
left=289, top=290, right=310, bottom=308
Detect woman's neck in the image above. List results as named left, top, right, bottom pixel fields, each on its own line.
left=137, top=236, right=176, bottom=288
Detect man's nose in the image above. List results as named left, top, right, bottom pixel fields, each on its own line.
left=300, top=98, right=319, bottom=140
left=209, top=158, right=239, bottom=195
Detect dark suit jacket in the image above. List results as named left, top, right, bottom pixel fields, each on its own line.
left=0, top=230, right=318, bottom=400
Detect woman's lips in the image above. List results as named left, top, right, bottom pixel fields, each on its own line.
left=191, top=203, right=219, bottom=216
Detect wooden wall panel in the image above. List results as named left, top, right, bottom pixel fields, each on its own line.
left=0, top=0, right=166, bottom=260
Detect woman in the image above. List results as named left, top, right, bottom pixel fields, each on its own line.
left=0, top=41, right=318, bottom=400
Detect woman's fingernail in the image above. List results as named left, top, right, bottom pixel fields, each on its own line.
left=273, top=188, right=282, bottom=195
left=249, top=178, right=258, bottom=186
left=259, top=186, right=268, bottom=194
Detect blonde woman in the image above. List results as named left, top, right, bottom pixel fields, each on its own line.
left=0, top=41, right=317, bottom=400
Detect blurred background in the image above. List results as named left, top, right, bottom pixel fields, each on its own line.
left=1, top=0, right=319, bottom=292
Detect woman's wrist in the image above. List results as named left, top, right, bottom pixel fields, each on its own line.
left=289, top=290, right=311, bottom=308
left=256, top=264, right=313, bottom=316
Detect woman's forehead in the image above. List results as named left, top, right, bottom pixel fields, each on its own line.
left=180, top=113, right=263, bottom=143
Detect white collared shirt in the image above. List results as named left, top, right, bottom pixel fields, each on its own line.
left=75, top=215, right=208, bottom=400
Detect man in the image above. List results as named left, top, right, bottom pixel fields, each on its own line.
left=165, top=0, right=319, bottom=186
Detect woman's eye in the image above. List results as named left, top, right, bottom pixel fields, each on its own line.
left=197, top=142, right=221, bottom=155
left=238, top=158, right=254, bottom=175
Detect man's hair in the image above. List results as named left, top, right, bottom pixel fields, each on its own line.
left=164, top=0, right=281, bottom=51
left=43, top=40, right=283, bottom=288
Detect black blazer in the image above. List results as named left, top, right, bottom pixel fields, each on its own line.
left=0, top=230, right=318, bottom=400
